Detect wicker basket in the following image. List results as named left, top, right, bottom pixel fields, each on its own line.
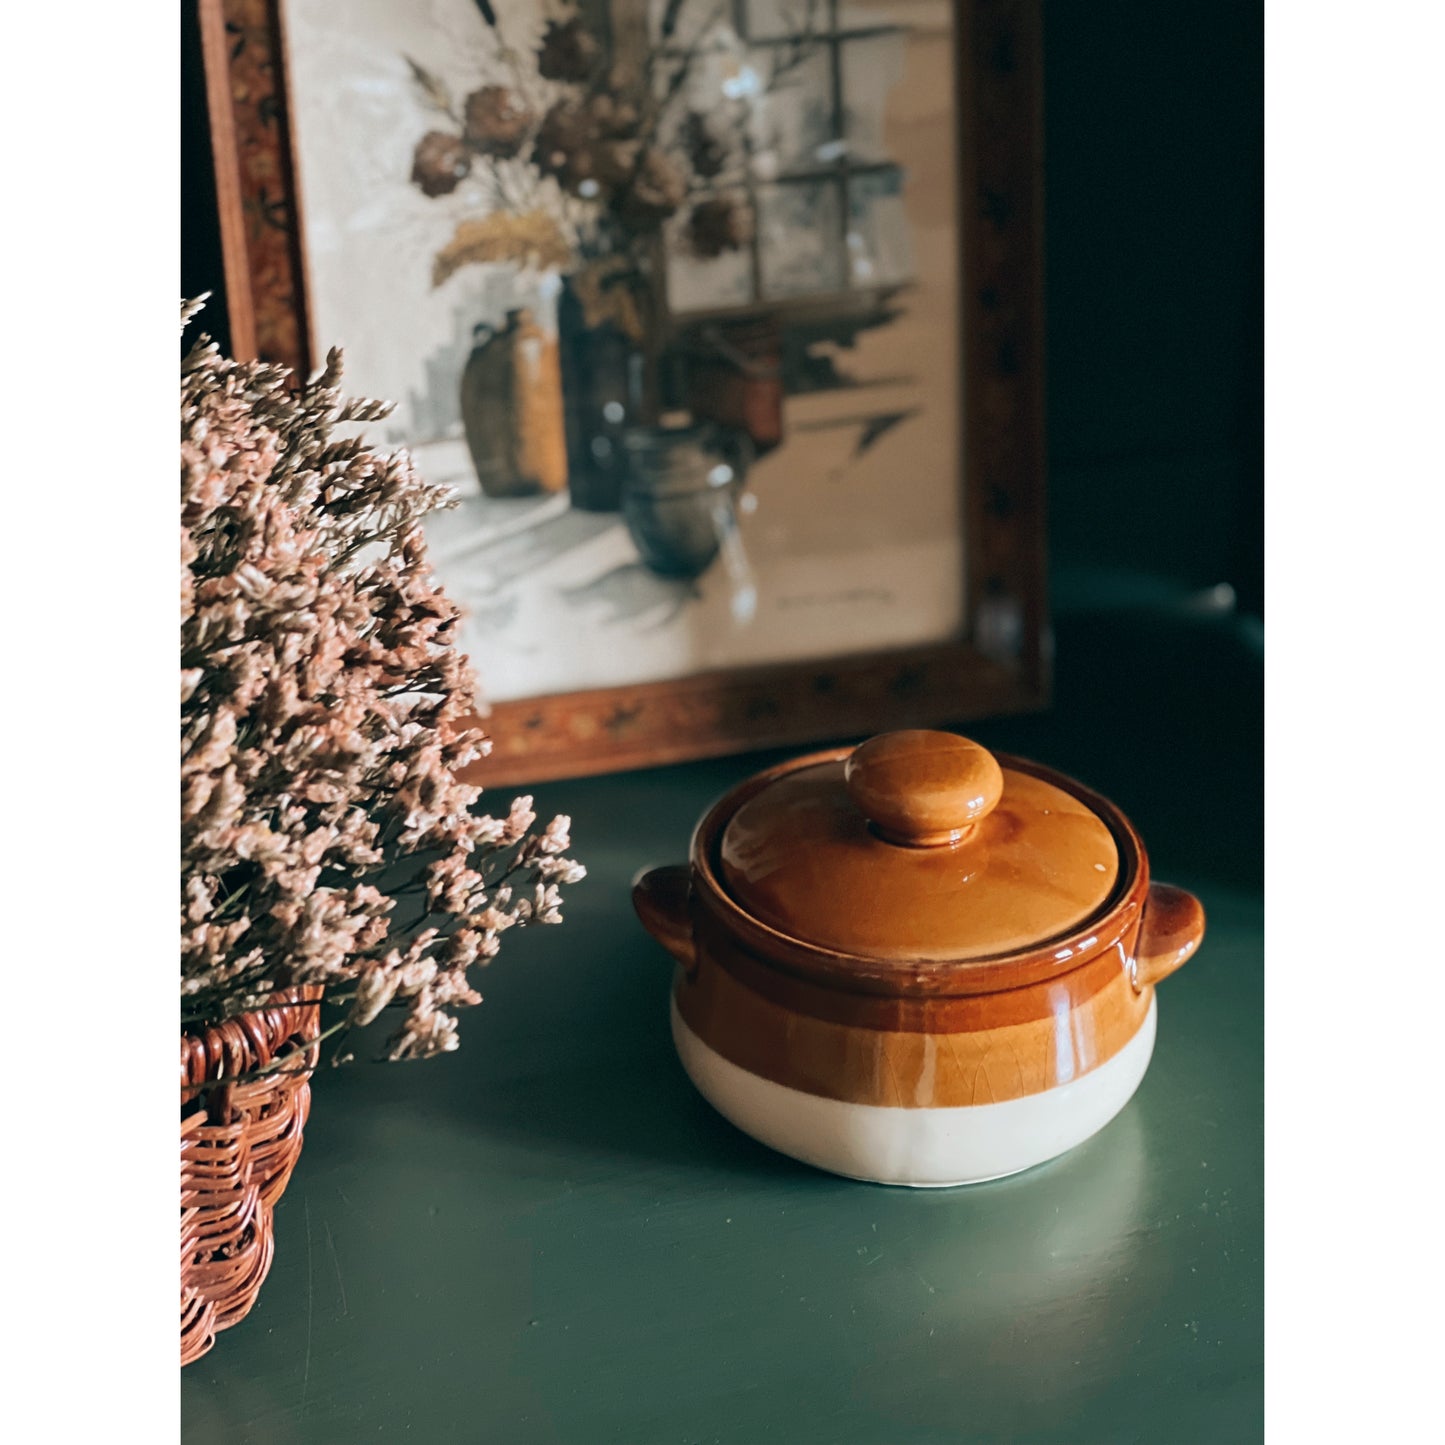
left=180, top=990, right=321, bottom=1366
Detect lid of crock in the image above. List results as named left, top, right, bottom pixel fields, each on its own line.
left=717, top=731, right=1120, bottom=962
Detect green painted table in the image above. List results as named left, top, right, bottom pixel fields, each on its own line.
left=182, top=605, right=1263, bottom=1444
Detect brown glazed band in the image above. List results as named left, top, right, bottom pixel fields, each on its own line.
left=674, top=913, right=1152, bottom=1108
left=689, top=906, right=1137, bottom=1033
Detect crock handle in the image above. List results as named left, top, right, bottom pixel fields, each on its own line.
left=632, top=865, right=697, bottom=977
left=1132, top=882, right=1206, bottom=992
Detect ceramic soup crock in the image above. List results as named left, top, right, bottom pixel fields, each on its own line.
left=633, top=730, right=1205, bottom=1187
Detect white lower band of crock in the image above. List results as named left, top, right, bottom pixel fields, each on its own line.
left=670, top=993, right=1159, bottom=1187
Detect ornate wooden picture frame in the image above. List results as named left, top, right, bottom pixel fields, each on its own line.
left=199, top=0, right=1046, bottom=784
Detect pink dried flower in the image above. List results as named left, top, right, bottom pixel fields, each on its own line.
left=181, top=302, right=584, bottom=1064
left=501, top=795, right=538, bottom=844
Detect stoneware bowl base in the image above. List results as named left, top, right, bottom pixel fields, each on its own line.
left=671, top=995, right=1158, bottom=1188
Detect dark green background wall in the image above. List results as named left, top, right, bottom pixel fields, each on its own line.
left=181, top=1, right=1262, bottom=618
left=1042, top=1, right=1261, bottom=618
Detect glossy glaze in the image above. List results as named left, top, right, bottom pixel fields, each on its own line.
left=718, top=759, right=1118, bottom=962
left=670, top=926, right=1150, bottom=1108
left=1133, top=882, right=1206, bottom=988
left=844, top=729, right=1005, bottom=846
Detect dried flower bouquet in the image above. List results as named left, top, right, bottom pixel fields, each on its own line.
left=181, top=299, right=583, bottom=1069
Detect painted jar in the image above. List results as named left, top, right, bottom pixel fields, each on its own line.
left=459, top=308, right=567, bottom=499
left=633, top=730, right=1205, bottom=1187
left=620, top=422, right=750, bottom=579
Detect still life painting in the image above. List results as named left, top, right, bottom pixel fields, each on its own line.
left=282, top=0, right=968, bottom=711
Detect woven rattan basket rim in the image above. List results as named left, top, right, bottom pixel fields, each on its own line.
left=181, top=987, right=323, bottom=1099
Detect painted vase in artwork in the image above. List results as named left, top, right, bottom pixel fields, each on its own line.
left=459, top=308, right=568, bottom=499
left=558, top=267, right=656, bottom=514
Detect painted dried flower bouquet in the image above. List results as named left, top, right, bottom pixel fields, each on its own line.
left=404, top=6, right=821, bottom=302
left=181, top=299, right=584, bottom=1067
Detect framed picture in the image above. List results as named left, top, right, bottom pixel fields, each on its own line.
left=200, top=0, right=1046, bottom=783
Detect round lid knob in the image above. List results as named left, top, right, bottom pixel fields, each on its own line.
left=844, top=731, right=1004, bottom=847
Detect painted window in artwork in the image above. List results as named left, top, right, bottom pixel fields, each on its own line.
left=651, top=0, right=914, bottom=318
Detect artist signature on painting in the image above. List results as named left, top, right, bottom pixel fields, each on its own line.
left=777, top=588, right=896, bottom=610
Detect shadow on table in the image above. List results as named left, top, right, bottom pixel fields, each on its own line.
left=440, top=1022, right=821, bottom=1186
